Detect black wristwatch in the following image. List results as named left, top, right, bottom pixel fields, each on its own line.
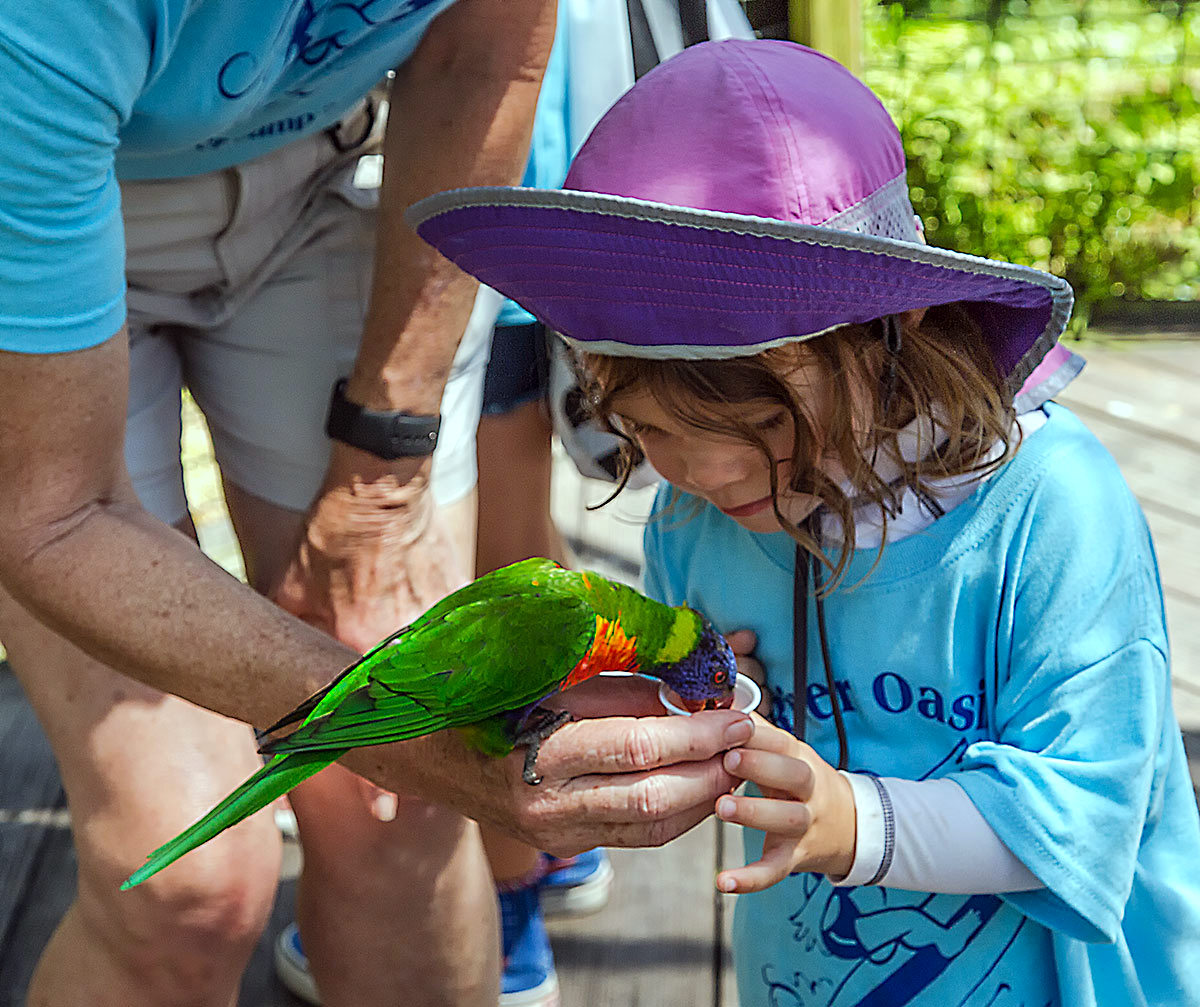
left=325, top=378, right=440, bottom=459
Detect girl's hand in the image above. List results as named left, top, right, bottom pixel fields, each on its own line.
left=714, top=716, right=856, bottom=892
left=725, top=630, right=771, bottom=717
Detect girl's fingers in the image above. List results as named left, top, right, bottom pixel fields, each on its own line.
left=716, top=792, right=812, bottom=836
left=739, top=714, right=815, bottom=757
left=724, top=629, right=757, bottom=655
left=723, top=748, right=815, bottom=801
left=716, top=840, right=795, bottom=894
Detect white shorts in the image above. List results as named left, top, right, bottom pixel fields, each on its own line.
left=119, top=101, right=496, bottom=525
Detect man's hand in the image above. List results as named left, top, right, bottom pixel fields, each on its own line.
left=271, top=445, right=468, bottom=654
left=343, top=708, right=755, bottom=855
left=277, top=0, right=557, bottom=654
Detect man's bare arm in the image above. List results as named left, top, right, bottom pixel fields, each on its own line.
left=0, top=335, right=747, bottom=848
left=348, top=0, right=558, bottom=418
left=0, top=334, right=356, bottom=724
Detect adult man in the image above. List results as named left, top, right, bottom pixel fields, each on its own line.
left=0, top=2, right=748, bottom=1004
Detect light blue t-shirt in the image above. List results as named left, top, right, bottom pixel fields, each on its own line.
left=0, top=0, right=457, bottom=352
left=495, top=4, right=570, bottom=331
left=643, top=403, right=1200, bottom=1006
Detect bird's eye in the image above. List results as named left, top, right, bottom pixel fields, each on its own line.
left=712, top=669, right=728, bottom=685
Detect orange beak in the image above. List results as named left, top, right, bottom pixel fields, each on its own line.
left=681, top=694, right=734, bottom=713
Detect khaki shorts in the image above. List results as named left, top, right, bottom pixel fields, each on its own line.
left=120, top=101, right=497, bottom=525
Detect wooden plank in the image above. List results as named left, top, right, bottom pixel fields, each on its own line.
left=547, top=820, right=720, bottom=1007
left=1183, top=728, right=1200, bottom=803
left=1065, top=341, right=1200, bottom=441
left=1141, top=508, right=1200, bottom=609
left=0, top=665, right=70, bottom=997
left=1164, top=594, right=1200, bottom=733
left=1052, top=344, right=1200, bottom=722
left=0, top=664, right=299, bottom=1007
left=0, top=823, right=75, bottom=1007
left=1054, top=397, right=1200, bottom=525
left=238, top=882, right=304, bottom=1007
left=1064, top=398, right=1200, bottom=464
left=1106, top=340, right=1200, bottom=383
left=718, top=822, right=740, bottom=1007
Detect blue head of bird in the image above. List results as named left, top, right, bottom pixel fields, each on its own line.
left=651, top=619, right=737, bottom=712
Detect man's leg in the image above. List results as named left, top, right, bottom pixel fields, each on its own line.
left=221, top=483, right=499, bottom=1007
left=173, top=113, right=500, bottom=1003
left=2, top=520, right=281, bottom=1007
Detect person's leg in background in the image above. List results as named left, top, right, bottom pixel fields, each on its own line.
left=475, top=320, right=614, bottom=1007
left=475, top=322, right=566, bottom=575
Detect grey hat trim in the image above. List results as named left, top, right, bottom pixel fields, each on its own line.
left=408, top=186, right=1075, bottom=384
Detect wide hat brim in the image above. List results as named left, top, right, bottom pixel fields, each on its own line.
left=408, top=186, right=1074, bottom=396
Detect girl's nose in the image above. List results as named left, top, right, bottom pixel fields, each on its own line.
left=681, top=445, right=756, bottom=493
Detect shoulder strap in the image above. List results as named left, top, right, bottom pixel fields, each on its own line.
left=626, top=0, right=712, bottom=79
left=625, top=0, right=661, bottom=79
left=677, top=0, right=709, bottom=47
left=792, top=542, right=810, bottom=742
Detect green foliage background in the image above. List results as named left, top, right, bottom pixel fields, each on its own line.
left=861, top=1, right=1200, bottom=332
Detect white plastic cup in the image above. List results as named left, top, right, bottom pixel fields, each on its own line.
left=658, top=675, right=762, bottom=716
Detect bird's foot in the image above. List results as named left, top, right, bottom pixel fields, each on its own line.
left=515, top=708, right=573, bottom=786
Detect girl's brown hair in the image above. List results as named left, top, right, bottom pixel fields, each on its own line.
left=580, top=304, right=1018, bottom=591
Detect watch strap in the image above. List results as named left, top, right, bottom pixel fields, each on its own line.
left=325, top=378, right=440, bottom=459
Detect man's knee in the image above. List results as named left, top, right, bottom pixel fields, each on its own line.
left=76, top=814, right=281, bottom=991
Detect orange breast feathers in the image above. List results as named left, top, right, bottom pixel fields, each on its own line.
left=561, top=616, right=641, bottom=689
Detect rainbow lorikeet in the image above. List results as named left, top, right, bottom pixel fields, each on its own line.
left=122, top=557, right=736, bottom=889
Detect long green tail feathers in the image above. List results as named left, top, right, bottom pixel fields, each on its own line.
left=121, top=748, right=343, bottom=889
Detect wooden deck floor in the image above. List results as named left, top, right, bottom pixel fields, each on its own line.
left=2, top=337, right=1199, bottom=1006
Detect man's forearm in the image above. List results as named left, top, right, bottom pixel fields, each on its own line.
left=2, top=495, right=356, bottom=730
left=345, top=0, right=558, bottom=416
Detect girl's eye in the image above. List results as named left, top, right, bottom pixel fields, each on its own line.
left=753, top=411, right=787, bottom=431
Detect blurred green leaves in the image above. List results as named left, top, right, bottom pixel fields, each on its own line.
left=862, top=1, right=1200, bottom=332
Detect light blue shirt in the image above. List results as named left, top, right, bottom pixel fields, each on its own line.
left=495, top=4, right=570, bottom=330
left=644, top=403, right=1200, bottom=1006
left=0, top=0, right=457, bottom=352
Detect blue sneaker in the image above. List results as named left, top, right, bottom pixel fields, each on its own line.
left=274, top=864, right=580, bottom=1007
left=540, top=848, right=614, bottom=917
left=277, top=915, right=559, bottom=1007
left=499, top=884, right=560, bottom=1007
left=274, top=922, right=320, bottom=1006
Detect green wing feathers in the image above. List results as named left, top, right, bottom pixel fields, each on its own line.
left=261, top=574, right=597, bottom=757
left=122, top=558, right=615, bottom=890
left=121, top=748, right=340, bottom=889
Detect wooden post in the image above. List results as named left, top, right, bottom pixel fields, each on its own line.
left=789, top=0, right=862, bottom=73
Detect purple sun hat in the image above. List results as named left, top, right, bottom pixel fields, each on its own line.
left=408, top=39, right=1076, bottom=398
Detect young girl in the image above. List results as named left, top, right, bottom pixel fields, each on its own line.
left=409, top=39, right=1200, bottom=1007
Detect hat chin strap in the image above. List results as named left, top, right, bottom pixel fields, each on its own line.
left=880, top=314, right=903, bottom=418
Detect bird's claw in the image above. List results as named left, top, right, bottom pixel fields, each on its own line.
left=515, top=707, right=573, bottom=787
left=522, top=739, right=547, bottom=785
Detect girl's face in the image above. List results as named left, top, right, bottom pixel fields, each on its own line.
left=610, top=356, right=852, bottom=534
